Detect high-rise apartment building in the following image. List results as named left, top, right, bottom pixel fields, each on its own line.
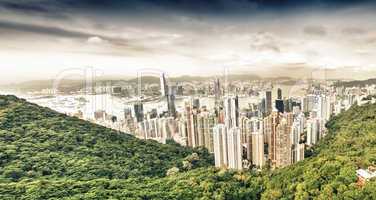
left=252, top=130, right=265, bottom=168
left=292, top=143, right=305, bottom=163
left=213, top=125, right=242, bottom=170
left=306, top=118, right=320, bottom=145
left=263, top=111, right=280, bottom=162
left=213, top=124, right=227, bottom=168
left=275, top=118, right=292, bottom=168
left=227, top=127, right=243, bottom=170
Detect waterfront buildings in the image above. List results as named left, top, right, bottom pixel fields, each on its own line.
left=78, top=78, right=364, bottom=171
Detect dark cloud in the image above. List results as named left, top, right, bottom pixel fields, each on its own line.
left=250, top=32, right=281, bottom=53
left=1, top=0, right=375, bottom=17
left=0, top=20, right=90, bottom=38
left=342, top=27, right=367, bottom=35
left=56, top=0, right=376, bottom=11
left=0, top=20, right=151, bottom=53
left=303, top=26, right=327, bottom=36
left=0, top=0, right=255, bottom=16
left=0, top=0, right=68, bottom=18
left=0, top=2, right=49, bottom=13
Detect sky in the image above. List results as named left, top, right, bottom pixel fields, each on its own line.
left=1, top=0, right=376, bottom=84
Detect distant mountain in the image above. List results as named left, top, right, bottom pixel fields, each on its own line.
left=126, top=76, right=160, bottom=84
left=0, top=74, right=262, bottom=92
left=1, top=95, right=376, bottom=199
left=126, top=74, right=263, bottom=84
left=334, top=78, right=376, bottom=87
left=0, top=74, right=302, bottom=94
left=0, top=79, right=85, bottom=93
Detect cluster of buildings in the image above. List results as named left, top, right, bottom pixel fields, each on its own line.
left=211, top=88, right=330, bottom=170
left=81, top=74, right=372, bottom=171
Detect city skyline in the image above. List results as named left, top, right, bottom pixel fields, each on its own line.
left=1, top=0, right=376, bottom=83
left=1, top=1, right=376, bottom=199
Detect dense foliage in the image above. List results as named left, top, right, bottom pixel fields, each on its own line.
left=0, top=95, right=212, bottom=182
left=0, top=95, right=376, bottom=199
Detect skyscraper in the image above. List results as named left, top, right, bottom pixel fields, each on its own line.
left=160, top=73, right=168, bottom=97
left=192, top=98, right=200, bottom=109
left=275, top=118, right=292, bottom=168
left=178, top=118, right=188, bottom=140
left=306, top=118, right=320, bottom=145
left=277, top=88, right=282, bottom=100
left=263, top=111, right=279, bottom=162
left=214, top=78, right=221, bottom=107
left=190, top=108, right=199, bottom=147
left=240, top=116, right=250, bottom=144
left=259, top=98, right=266, bottom=116
left=252, top=130, right=265, bottom=168
left=160, top=73, right=177, bottom=118
left=275, top=99, right=284, bottom=113
left=306, top=94, right=317, bottom=112
left=205, top=114, right=216, bottom=153
left=184, top=101, right=194, bottom=147
left=123, top=108, right=136, bottom=134
left=317, top=95, right=331, bottom=121
left=227, top=127, right=243, bottom=170
left=284, top=98, right=294, bottom=113
left=184, top=99, right=200, bottom=147
left=224, top=96, right=239, bottom=129
left=167, top=87, right=176, bottom=118
left=292, top=143, right=305, bottom=163
left=197, top=111, right=210, bottom=147
left=133, top=102, right=144, bottom=123
left=213, top=124, right=227, bottom=168
left=291, top=121, right=302, bottom=145
left=265, top=91, right=272, bottom=115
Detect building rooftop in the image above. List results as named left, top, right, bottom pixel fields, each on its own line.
left=356, top=169, right=376, bottom=180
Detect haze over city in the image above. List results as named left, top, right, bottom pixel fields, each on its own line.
left=1, top=0, right=376, bottom=84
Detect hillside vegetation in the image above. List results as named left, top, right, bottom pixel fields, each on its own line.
left=0, top=95, right=212, bottom=182
left=0, top=95, right=376, bottom=199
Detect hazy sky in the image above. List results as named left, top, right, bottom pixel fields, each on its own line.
left=1, top=0, right=376, bottom=83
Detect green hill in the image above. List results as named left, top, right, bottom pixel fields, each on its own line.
left=0, top=95, right=212, bottom=182
left=0, top=95, right=376, bottom=199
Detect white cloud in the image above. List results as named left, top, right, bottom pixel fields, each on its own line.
left=87, top=36, right=106, bottom=44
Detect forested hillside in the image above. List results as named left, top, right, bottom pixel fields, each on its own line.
left=0, top=95, right=376, bottom=199
left=0, top=95, right=212, bottom=182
